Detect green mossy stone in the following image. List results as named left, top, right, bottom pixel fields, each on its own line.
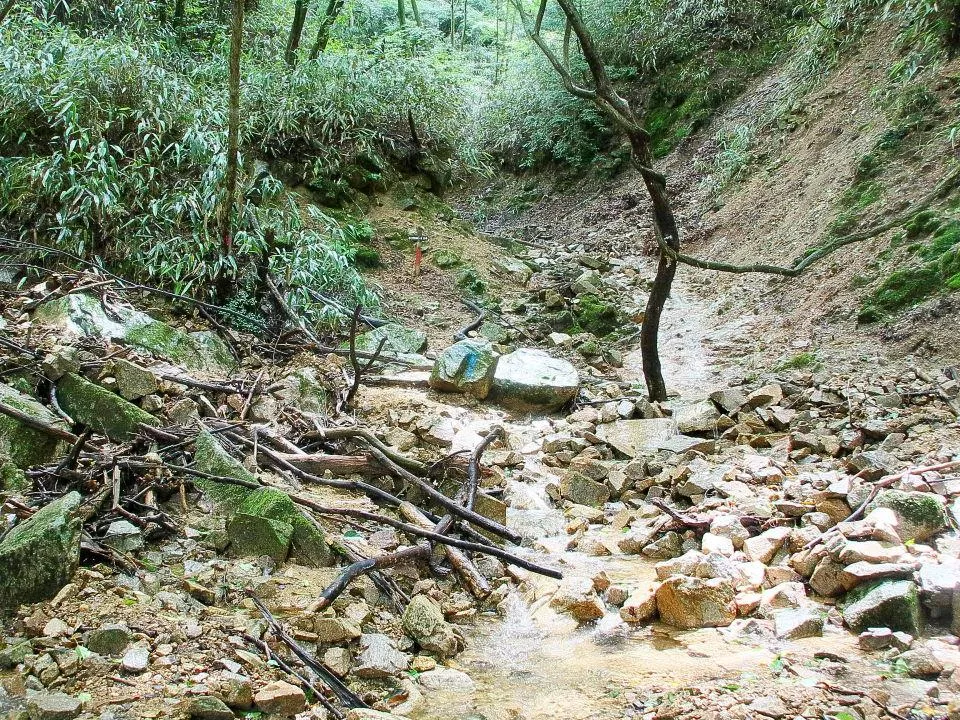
left=238, top=488, right=330, bottom=567
left=56, top=373, right=159, bottom=441
left=0, top=492, right=82, bottom=610
left=840, top=579, right=922, bottom=635
left=192, top=435, right=330, bottom=567
left=866, top=490, right=948, bottom=542
left=0, top=382, right=69, bottom=470
left=192, top=431, right=258, bottom=511
left=1, top=455, right=28, bottom=492
left=432, top=249, right=463, bottom=268
left=0, top=638, right=32, bottom=668
left=355, top=324, right=428, bottom=355
left=226, top=513, right=293, bottom=563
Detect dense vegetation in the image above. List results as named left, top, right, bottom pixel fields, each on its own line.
left=1, top=0, right=958, bottom=330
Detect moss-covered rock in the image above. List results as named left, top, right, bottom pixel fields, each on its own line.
left=574, top=295, right=619, bottom=337
left=192, top=431, right=259, bottom=510
left=432, top=249, right=463, bottom=268
left=866, top=490, right=948, bottom=542
left=0, top=492, right=82, bottom=610
left=192, top=433, right=330, bottom=567
left=0, top=455, right=28, bottom=492
left=840, top=579, right=922, bottom=635
left=355, top=323, right=428, bottom=355
left=56, top=373, right=159, bottom=441
left=238, top=488, right=330, bottom=567
left=276, top=368, right=329, bottom=416
left=226, top=513, right=293, bottom=563
left=35, top=294, right=235, bottom=374
left=0, top=382, right=69, bottom=470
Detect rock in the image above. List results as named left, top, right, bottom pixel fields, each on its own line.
left=0, top=492, right=82, bottom=609
left=0, top=638, right=32, bottom=668
left=121, top=645, right=150, bottom=674
left=40, top=347, right=80, bottom=381
left=745, top=384, right=783, bottom=409
left=657, top=435, right=717, bottom=454
left=193, top=436, right=329, bottom=566
left=773, top=608, right=823, bottom=639
left=490, top=349, right=579, bottom=411
left=418, top=666, right=476, bottom=692
left=184, top=695, right=236, bottom=720
left=26, top=692, right=82, bottom=720
left=748, top=696, right=789, bottom=719
left=655, top=576, right=737, bottom=629
left=619, top=583, right=659, bottom=623
left=839, top=561, right=916, bottom=590
left=917, top=563, right=958, bottom=612
left=897, top=647, right=943, bottom=677
left=493, top=256, right=533, bottom=285
left=858, top=627, right=895, bottom=651
left=355, top=634, right=409, bottom=678
left=866, top=490, right=948, bottom=542
left=595, top=418, right=676, bottom=458
left=841, top=580, right=922, bottom=635
left=674, top=401, right=725, bottom=434
left=35, top=294, right=234, bottom=373
left=759, top=582, right=808, bottom=615
left=347, top=711, right=411, bottom=720
left=313, top=617, right=362, bottom=644
left=743, top=527, right=790, bottom=564
left=402, top=595, right=460, bottom=657
left=324, top=647, right=353, bottom=677
left=110, top=359, right=158, bottom=400
left=429, top=340, right=499, bottom=400
left=226, top=513, right=292, bottom=563
left=101, top=520, right=143, bottom=552
left=0, top=382, right=70, bottom=471
left=642, top=531, right=684, bottom=559
left=43, top=618, right=70, bottom=638
left=356, top=323, right=427, bottom=355
left=549, top=577, right=605, bottom=622
left=709, top=388, right=748, bottom=414
left=809, top=558, right=847, bottom=597
left=254, top=680, right=306, bottom=716
left=84, top=624, right=130, bottom=655
left=56, top=373, right=158, bottom=441
left=559, top=471, right=610, bottom=507
left=701, top=533, right=734, bottom=557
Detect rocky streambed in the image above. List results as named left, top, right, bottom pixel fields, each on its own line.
left=1, top=239, right=960, bottom=720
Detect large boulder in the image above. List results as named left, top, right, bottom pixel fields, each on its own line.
left=401, top=595, right=460, bottom=657
left=56, top=373, right=159, bottom=441
left=595, top=419, right=676, bottom=458
left=655, top=576, right=737, bottom=629
left=489, top=348, right=579, bottom=411
left=193, top=433, right=330, bottom=566
left=0, top=492, right=82, bottom=609
left=674, top=401, right=726, bottom=435
left=840, top=580, right=922, bottom=636
left=493, top=256, right=533, bottom=285
left=865, top=490, right=948, bottom=542
left=429, top=339, right=499, bottom=399
left=0, top=382, right=69, bottom=471
left=35, top=294, right=234, bottom=374
left=355, top=323, right=427, bottom=355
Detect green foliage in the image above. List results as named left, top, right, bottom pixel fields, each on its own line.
left=457, top=266, right=487, bottom=295
left=775, top=351, right=819, bottom=370
left=573, top=294, right=619, bottom=336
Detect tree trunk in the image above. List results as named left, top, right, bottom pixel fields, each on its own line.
left=629, top=132, right=678, bottom=402
left=460, top=0, right=466, bottom=46
left=285, top=0, right=309, bottom=66
left=449, top=0, right=455, bottom=45
left=410, top=0, right=421, bottom=26
left=217, top=0, right=244, bottom=301
left=173, top=0, right=185, bottom=22
left=397, top=0, right=405, bottom=26
left=309, top=0, right=343, bottom=58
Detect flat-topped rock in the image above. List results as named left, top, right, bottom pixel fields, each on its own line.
left=490, top=348, right=579, bottom=411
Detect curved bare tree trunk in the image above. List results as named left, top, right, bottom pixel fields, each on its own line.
left=285, top=0, right=309, bottom=66
left=517, top=0, right=679, bottom=401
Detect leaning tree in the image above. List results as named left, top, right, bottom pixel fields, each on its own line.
left=515, top=0, right=680, bottom=401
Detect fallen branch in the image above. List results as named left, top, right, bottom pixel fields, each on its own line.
left=455, top=298, right=486, bottom=341
left=0, top=401, right=79, bottom=442
left=307, top=545, right=430, bottom=613
left=650, top=498, right=710, bottom=533
left=247, top=591, right=368, bottom=709
left=342, top=304, right=387, bottom=409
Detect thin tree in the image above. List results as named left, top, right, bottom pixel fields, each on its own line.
left=285, top=0, right=310, bottom=66
left=309, top=0, right=344, bottom=57
left=217, top=0, right=244, bottom=300
left=516, top=0, right=679, bottom=401
left=410, top=0, right=421, bottom=26
left=397, top=0, right=405, bottom=26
